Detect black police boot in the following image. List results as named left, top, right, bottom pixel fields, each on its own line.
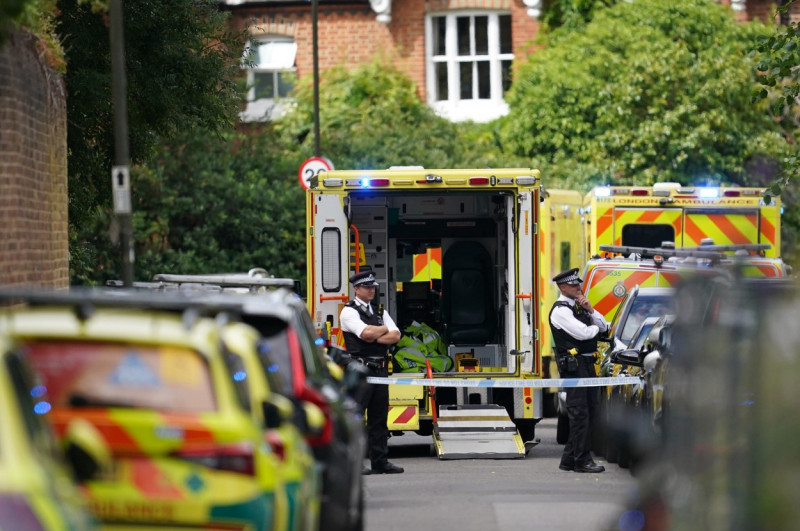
left=558, top=457, right=574, bottom=472
left=371, top=461, right=404, bottom=474
left=574, top=460, right=605, bottom=473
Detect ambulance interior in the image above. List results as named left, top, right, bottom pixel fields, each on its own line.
left=348, top=191, right=516, bottom=371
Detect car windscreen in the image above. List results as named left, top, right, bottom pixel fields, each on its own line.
left=619, top=296, right=673, bottom=345
left=25, top=340, right=217, bottom=412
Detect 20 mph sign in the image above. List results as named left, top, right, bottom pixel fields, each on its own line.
left=298, top=157, right=334, bottom=190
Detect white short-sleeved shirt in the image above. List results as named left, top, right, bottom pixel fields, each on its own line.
left=550, top=294, right=610, bottom=341
left=340, top=299, right=400, bottom=339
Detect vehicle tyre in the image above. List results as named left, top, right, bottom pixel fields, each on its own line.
left=556, top=414, right=569, bottom=445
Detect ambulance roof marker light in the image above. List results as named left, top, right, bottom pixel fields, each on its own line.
left=595, top=187, right=611, bottom=198
left=469, top=176, right=490, bottom=186
left=698, top=188, right=719, bottom=199
left=416, top=173, right=443, bottom=184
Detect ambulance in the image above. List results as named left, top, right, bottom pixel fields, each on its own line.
left=538, top=189, right=585, bottom=415
left=582, top=182, right=785, bottom=320
left=306, top=168, right=542, bottom=456
left=584, top=182, right=781, bottom=258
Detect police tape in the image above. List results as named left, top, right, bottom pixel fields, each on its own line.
left=365, top=376, right=637, bottom=388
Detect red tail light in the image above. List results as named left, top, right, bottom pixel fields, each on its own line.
left=299, top=383, right=334, bottom=447
left=265, top=431, right=286, bottom=462
left=176, top=442, right=256, bottom=476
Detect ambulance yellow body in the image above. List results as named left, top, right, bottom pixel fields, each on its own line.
left=538, top=189, right=585, bottom=414
left=584, top=182, right=781, bottom=258
left=306, top=168, right=543, bottom=442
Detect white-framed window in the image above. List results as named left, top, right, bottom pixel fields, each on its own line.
left=425, top=11, right=513, bottom=123
left=241, top=37, right=297, bottom=122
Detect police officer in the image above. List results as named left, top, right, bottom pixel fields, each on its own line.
left=340, top=270, right=404, bottom=475
left=549, top=267, right=609, bottom=473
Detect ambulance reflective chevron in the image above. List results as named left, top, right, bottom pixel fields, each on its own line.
left=306, top=168, right=542, bottom=457
left=583, top=242, right=788, bottom=322
left=584, top=183, right=781, bottom=258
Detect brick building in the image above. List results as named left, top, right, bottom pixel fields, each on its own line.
left=222, top=0, right=800, bottom=124
left=0, top=30, right=69, bottom=288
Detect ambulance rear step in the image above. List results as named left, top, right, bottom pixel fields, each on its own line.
left=432, top=404, right=525, bottom=460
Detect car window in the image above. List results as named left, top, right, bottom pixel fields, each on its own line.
left=292, top=308, right=328, bottom=383
left=243, top=315, right=297, bottom=394
left=629, top=319, right=657, bottom=351
left=220, top=343, right=251, bottom=412
left=619, top=295, right=672, bottom=345
left=25, top=340, right=217, bottom=413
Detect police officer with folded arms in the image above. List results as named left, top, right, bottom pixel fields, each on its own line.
left=549, top=267, right=610, bottom=473
left=340, top=270, right=404, bottom=475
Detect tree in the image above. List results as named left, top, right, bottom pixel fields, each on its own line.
left=273, top=59, right=479, bottom=170
left=752, top=0, right=799, bottom=203
left=60, top=0, right=244, bottom=283
left=132, top=129, right=308, bottom=284
left=498, top=0, right=792, bottom=192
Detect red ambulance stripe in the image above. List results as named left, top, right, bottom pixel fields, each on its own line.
left=596, top=210, right=613, bottom=240
left=394, top=406, right=416, bottom=424
left=636, top=210, right=663, bottom=223
left=683, top=215, right=706, bottom=245
left=710, top=214, right=753, bottom=244
left=761, top=217, right=776, bottom=245
left=132, top=459, right=183, bottom=499
left=593, top=270, right=654, bottom=317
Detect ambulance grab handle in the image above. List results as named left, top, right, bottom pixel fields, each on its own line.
left=515, top=293, right=532, bottom=299
left=320, top=294, right=349, bottom=303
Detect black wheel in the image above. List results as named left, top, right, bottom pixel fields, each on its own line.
left=556, top=414, right=569, bottom=444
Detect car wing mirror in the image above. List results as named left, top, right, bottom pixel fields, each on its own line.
left=610, top=348, right=643, bottom=368
left=263, top=393, right=294, bottom=430
left=63, top=418, right=112, bottom=482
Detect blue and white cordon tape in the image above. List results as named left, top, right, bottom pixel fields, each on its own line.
left=366, top=376, right=636, bottom=388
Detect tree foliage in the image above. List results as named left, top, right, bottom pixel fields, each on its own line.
left=498, top=0, right=792, bottom=191
left=752, top=0, right=799, bottom=203
left=131, top=129, right=307, bottom=283
left=60, top=0, right=245, bottom=283
left=274, top=59, right=478, bottom=169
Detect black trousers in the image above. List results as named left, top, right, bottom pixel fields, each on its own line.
left=353, top=365, right=390, bottom=468
left=562, top=355, right=599, bottom=465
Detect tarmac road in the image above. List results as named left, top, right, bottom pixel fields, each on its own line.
left=363, top=417, right=638, bottom=531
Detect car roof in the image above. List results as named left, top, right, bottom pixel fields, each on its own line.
left=0, top=286, right=303, bottom=323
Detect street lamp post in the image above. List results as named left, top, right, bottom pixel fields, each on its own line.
left=110, top=0, right=134, bottom=286
left=312, top=0, right=321, bottom=157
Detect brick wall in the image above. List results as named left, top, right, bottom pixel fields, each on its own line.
left=0, top=29, right=69, bottom=288
left=229, top=0, right=540, bottom=103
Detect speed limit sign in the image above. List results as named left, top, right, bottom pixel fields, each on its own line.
left=298, top=157, right=334, bottom=190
